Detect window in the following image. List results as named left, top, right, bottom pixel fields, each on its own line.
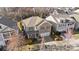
left=65, top=19, right=70, bottom=23
left=60, top=20, right=64, bottom=23
left=46, top=26, right=50, bottom=29
left=29, top=34, right=35, bottom=38
left=29, top=27, right=34, bottom=31
left=59, top=24, right=61, bottom=27
left=64, top=24, right=66, bottom=26
left=68, top=24, right=70, bottom=26
left=0, top=26, right=2, bottom=29
left=36, top=33, right=39, bottom=37
left=40, top=27, right=44, bottom=30
left=3, top=33, right=10, bottom=39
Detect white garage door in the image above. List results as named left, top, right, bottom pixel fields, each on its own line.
left=40, top=32, right=50, bottom=37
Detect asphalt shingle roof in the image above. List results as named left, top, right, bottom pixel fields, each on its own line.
left=0, top=16, right=17, bottom=29
left=22, top=16, right=44, bottom=27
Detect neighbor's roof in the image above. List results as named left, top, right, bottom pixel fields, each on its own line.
left=0, top=16, right=17, bottom=29
left=46, top=14, right=72, bottom=23
left=74, top=9, right=79, bottom=13
left=22, top=16, right=44, bottom=27
left=71, top=14, right=79, bottom=22
left=46, top=10, right=75, bottom=24
left=46, top=15, right=57, bottom=23
left=46, top=9, right=73, bottom=23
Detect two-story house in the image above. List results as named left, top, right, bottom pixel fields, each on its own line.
left=46, top=10, right=75, bottom=32
left=22, top=16, right=52, bottom=39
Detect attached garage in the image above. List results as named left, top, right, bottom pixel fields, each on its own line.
left=40, top=32, right=50, bottom=37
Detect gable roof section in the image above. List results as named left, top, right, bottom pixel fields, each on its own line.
left=0, top=26, right=13, bottom=33
left=36, top=20, right=52, bottom=27
left=22, top=16, right=45, bottom=27
left=74, top=9, right=79, bottom=13
left=46, top=13, right=73, bottom=24
left=71, top=14, right=79, bottom=22
left=46, top=15, right=57, bottom=23
left=0, top=16, right=17, bottom=29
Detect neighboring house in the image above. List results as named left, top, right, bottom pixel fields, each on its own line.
left=0, top=16, right=17, bottom=46
left=22, top=16, right=52, bottom=39
left=74, top=9, right=79, bottom=13
left=46, top=10, right=75, bottom=32
left=70, top=14, right=79, bottom=30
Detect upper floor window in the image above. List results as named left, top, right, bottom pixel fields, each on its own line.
left=60, top=19, right=66, bottom=23
left=46, top=26, right=50, bottom=29
left=29, top=27, right=34, bottom=31
left=40, top=27, right=44, bottom=30
left=65, top=19, right=70, bottom=23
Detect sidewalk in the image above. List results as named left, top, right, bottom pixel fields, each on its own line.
left=16, top=38, right=79, bottom=51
